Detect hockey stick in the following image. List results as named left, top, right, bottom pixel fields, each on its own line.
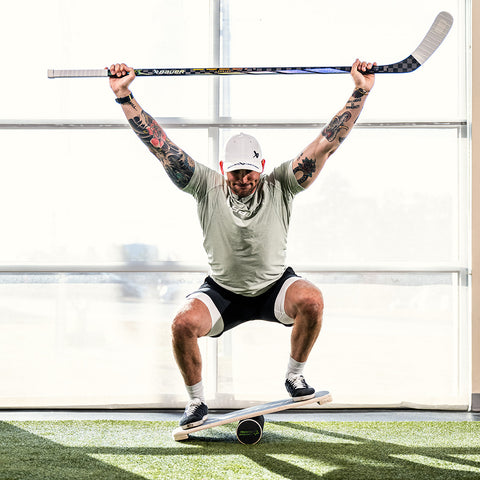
left=48, top=11, right=452, bottom=79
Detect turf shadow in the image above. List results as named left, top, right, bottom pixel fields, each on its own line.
left=169, top=421, right=480, bottom=479
left=272, top=421, right=480, bottom=479
left=3, top=420, right=480, bottom=480
left=0, top=421, right=146, bottom=480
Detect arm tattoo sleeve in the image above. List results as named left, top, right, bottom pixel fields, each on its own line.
left=321, top=111, right=352, bottom=143
left=346, top=97, right=361, bottom=110
left=128, top=110, right=195, bottom=189
left=293, top=156, right=317, bottom=185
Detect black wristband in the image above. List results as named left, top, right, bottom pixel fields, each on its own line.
left=115, top=93, right=134, bottom=104
left=352, top=87, right=369, bottom=98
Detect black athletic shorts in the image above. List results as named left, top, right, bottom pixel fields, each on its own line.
left=186, top=267, right=301, bottom=338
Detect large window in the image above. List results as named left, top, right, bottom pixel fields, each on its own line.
left=0, top=0, right=470, bottom=408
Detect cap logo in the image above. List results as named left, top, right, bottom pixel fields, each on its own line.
left=253, top=150, right=259, bottom=158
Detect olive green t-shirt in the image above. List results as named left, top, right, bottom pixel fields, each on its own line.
left=183, top=160, right=304, bottom=296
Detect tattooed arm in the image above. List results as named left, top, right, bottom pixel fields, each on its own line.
left=109, top=63, right=195, bottom=189
left=292, top=59, right=376, bottom=189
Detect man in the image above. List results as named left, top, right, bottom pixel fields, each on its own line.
left=109, top=59, right=375, bottom=428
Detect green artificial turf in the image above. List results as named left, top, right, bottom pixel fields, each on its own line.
left=1, top=420, right=479, bottom=479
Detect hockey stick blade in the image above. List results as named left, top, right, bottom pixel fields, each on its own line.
left=47, top=12, right=453, bottom=79
left=371, top=10, right=453, bottom=74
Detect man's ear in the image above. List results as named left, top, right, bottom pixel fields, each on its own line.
left=261, top=159, right=266, bottom=172
left=219, top=161, right=224, bottom=175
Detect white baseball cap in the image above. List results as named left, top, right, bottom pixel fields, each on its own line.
left=223, top=133, right=263, bottom=173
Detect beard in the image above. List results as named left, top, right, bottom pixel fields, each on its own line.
left=227, top=180, right=258, bottom=198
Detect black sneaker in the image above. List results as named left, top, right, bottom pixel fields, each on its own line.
left=180, top=398, right=208, bottom=429
left=285, top=373, right=315, bottom=401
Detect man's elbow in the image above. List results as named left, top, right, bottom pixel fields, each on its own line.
left=314, top=137, right=337, bottom=161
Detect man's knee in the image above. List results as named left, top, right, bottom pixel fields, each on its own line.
left=299, top=291, right=324, bottom=323
left=287, top=282, right=324, bottom=326
left=171, top=299, right=212, bottom=340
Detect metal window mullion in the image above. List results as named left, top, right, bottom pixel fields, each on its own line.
left=0, top=265, right=468, bottom=274
left=208, top=0, right=222, bottom=401
left=0, top=121, right=467, bottom=130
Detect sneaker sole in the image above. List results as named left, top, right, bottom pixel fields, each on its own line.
left=292, top=393, right=315, bottom=402
left=181, top=414, right=208, bottom=430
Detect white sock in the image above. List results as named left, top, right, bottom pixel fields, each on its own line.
left=186, top=381, right=205, bottom=403
left=286, top=356, right=306, bottom=378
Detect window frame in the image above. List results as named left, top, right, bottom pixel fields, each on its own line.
left=0, top=0, right=471, bottom=408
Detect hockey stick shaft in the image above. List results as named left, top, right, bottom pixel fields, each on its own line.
left=47, top=65, right=355, bottom=78
left=45, top=59, right=411, bottom=78
left=46, top=62, right=415, bottom=78
left=47, top=11, right=452, bottom=79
